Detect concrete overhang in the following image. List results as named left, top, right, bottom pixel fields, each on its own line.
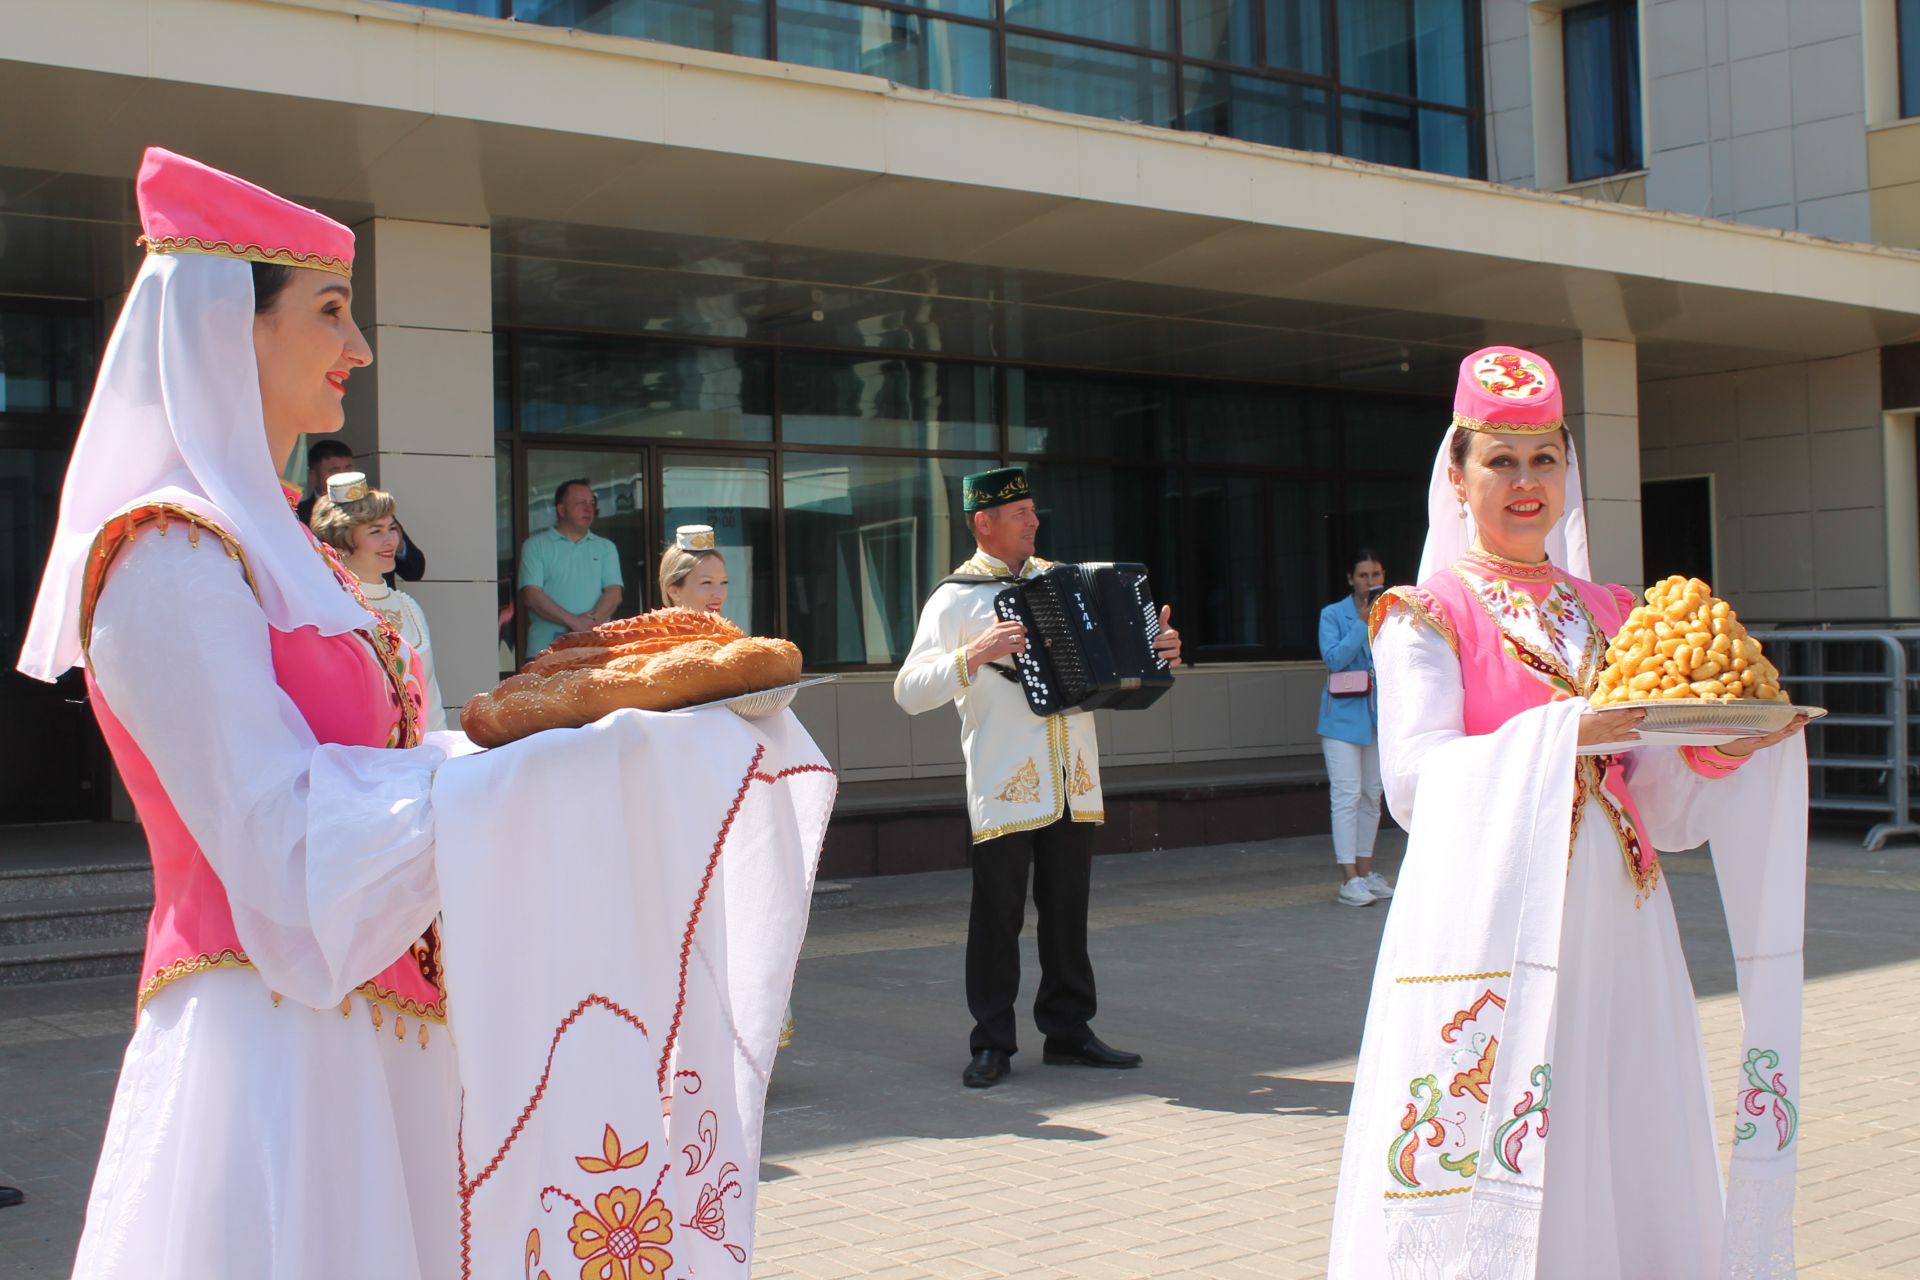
left=5, top=0, right=1920, bottom=384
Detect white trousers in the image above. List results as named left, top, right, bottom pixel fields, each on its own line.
left=1321, top=736, right=1383, bottom=865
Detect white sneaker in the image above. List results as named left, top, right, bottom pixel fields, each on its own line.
left=1362, top=872, right=1395, bottom=900
left=1337, top=878, right=1376, bottom=907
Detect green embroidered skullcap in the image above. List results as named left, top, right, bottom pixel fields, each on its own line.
left=963, top=466, right=1031, bottom=512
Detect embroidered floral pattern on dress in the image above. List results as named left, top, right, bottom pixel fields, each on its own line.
left=1452, top=563, right=1604, bottom=700
left=564, top=1187, right=674, bottom=1280
left=1491, top=1063, right=1552, bottom=1175
left=1385, top=984, right=1508, bottom=1193
left=1370, top=586, right=1457, bottom=653
left=1735, top=1048, right=1798, bottom=1151
left=996, top=757, right=1042, bottom=804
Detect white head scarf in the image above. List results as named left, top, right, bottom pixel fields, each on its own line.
left=17, top=251, right=372, bottom=681
left=1416, top=424, right=1592, bottom=584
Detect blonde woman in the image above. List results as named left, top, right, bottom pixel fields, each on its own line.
left=658, top=522, right=729, bottom=614
left=311, top=474, right=447, bottom=731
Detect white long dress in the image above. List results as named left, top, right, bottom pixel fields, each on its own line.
left=73, top=530, right=460, bottom=1279
left=359, top=576, right=447, bottom=732
left=1329, top=608, right=1805, bottom=1280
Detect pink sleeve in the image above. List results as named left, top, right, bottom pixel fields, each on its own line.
left=1609, top=584, right=1636, bottom=617
left=1680, top=744, right=1748, bottom=778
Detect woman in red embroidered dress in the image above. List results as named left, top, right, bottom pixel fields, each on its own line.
left=1328, top=348, right=1810, bottom=1280
left=18, top=149, right=459, bottom=1278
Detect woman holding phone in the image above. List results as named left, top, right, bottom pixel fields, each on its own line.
left=1319, top=549, right=1391, bottom=906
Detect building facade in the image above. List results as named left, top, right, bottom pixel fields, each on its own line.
left=4, top=0, right=1919, bottom=869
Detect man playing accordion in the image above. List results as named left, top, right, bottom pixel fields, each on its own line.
left=894, top=467, right=1182, bottom=1089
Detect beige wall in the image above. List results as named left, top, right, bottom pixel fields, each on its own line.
left=1639, top=350, right=1892, bottom=619
left=1537, top=338, right=1644, bottom=592
left=346, top=218, right=498, bottom=725
left=788, top=665, right=1330, bottom=785
left=1869, top=119, right=1920, bottom=249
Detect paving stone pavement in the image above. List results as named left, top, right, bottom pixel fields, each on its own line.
left=2, top=828, right=1916, bottom=1277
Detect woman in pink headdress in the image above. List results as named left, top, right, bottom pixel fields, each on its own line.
left=1327, top=348, right=1810, bottom=1279
left=18, top=149, right=457, bottom=1278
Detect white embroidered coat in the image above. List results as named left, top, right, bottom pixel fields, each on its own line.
left=894, top=551, right=1104, bottom=843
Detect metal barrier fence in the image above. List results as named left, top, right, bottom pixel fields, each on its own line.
left=1747, top=627, right=1920, bottom=850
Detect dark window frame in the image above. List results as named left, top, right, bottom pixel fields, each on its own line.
left=1901, top=0, right=1920, bottom=119
left=433, top=0, right=1485, bottom=179
left=1562, top=0, right=1643, bottom=184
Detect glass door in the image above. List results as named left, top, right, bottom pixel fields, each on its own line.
left=511, top=446, right=648, bottom=663
left=660, top=451, right=773, bottom=635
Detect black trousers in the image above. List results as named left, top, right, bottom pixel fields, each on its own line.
left=967, top=815, right=1097, bottom=1055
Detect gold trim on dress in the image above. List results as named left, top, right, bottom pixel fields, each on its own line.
left=137, top=949, right=253, bottom=1008
left=953, top=647, right=971, bottom=689
left=1384, top=1185, right=1474, bottom=1200
left=81, top=504, right=256, bottom=670
left=1394, top=970, right=1512, bottom=985
left=138, top=234, right=352, bottom=278
left=1451, top=412, right=1564, bottom=435
left=1370, top=587, right=1458, bottom=653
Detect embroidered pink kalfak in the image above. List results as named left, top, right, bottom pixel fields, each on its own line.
left=136, top=146, right=355, bottom=277
left=1452, top=345, right=1563, bottom=434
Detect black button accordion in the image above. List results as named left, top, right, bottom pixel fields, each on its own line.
left=992, top=562, right=1174, bottom=716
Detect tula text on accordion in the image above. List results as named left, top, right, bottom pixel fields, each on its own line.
left=991, top=563, right=1174, bottom=716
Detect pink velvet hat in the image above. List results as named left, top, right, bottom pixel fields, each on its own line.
left=135, top=146, right=354, bottom=277
left=1451, top=345, right=1563, bottom=434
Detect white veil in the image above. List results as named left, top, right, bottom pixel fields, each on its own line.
left=17, top=251, right=371, bottom=682
left=1416, top=425, right=1592, bottom=583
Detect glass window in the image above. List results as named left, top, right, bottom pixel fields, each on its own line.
left=1023, top=460, right=1175, bottom=602
left=1003, top=0, right=1172, bottom=53
left=517, top=449, right=648, bottom=659
left=1904, top=0, right=1920, bottom=118
left=0, top=310, right=52, bottom=414
left=1338, top=397, right=1439, bottom=474
left=420, top=0, right=506, bottom=13
left=516, top=0, right=767, bottom=57
left=1187, top=472, right=1268, bottom=654
left=1006, top=35, right=1177, bottom=128
left=1269, top=475, right=1336, bottom=656
left=1339, top=95, right=1473, bottom=177
left=1182, top=71, right=1331, bottom=152
left=496, top=450, right=517, bottom=675
left=781, top=454, right=973, bottom=665
left=1009, top=370, right=1172, bottom=457
left=517, top=336, right=772, bottom=441
left=661, top=452, right=775, bottom=634
left=1338, top=0, right=1470, bottom=108
left=1181, top=0, right=1257, bottom=68
left=776, top=0, right=997, bottom=95
left=1186, top=385, right=1335, bottom=468
left=1265, top=0, right=1327, bottom=74
left=1564, top=0, right=1643, bottom=182
left=1338, top=477, right=1428, bottom=595
left=781, top=353, right=996, bottom=451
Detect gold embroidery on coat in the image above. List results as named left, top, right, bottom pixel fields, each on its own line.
left=996, top=757, right=1042, bottom=804
left=1071, top=752, right=1096, bottom=797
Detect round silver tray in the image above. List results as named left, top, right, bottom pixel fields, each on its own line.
left=1596, top=699, right=1824, bottom=749
left=690, top=675, right=839, bottom=720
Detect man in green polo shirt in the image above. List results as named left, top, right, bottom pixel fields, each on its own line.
left=518, top=478, right=624, bottom=656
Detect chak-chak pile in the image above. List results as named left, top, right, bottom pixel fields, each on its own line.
left=461, top=607, right=802, bottom=748
left=1590, top=576, right=1788, bottom=708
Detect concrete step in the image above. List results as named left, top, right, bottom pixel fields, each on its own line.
left=0, top=893, right=151, bottom=947
left=0, top=861, right=153, bottom=904
left=0, top=934, right=144, bottom=986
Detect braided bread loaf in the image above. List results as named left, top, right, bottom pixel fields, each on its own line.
left=461, top=609, right=802, bottom=748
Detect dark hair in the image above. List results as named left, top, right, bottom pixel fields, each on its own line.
left=554, top=478, right=593, bottom=509
left=251, top=261, right=296, bottom=313
left=307, top=438, right=354, bottom=469
left=1349, top=547, right=1383, bottom=576
left=1449, top=425, right=1573, bottom=470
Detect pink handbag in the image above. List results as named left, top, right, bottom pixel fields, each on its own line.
left=1328, top=670, right=1371, bottom=698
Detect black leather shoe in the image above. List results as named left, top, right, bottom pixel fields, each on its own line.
left=1043, top=1036, right=1143, bottom=1069
left=962, top=1049, right=1012, bottom=1088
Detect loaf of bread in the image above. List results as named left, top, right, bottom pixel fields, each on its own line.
left=461, top=609, right=802, bottom=748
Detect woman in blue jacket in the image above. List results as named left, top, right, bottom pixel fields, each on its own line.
left=1319, top=549, right=1391, bottom=907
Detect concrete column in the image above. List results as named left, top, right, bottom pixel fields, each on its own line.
left=343, top=218, right=496, bottom=726
left=1536, top=337, right=1643, bottom=593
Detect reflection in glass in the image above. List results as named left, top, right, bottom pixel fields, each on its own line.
left=1270, top=475, right=1335, bottom=656
left=661, top=453, right=774, bottom=634
left=519, top=449, right=647, bottom=656
left=496, top=450, right=516, bottom=674
left=420, top=0, right=505, bottom=13
left=515, top=0, right=767, bottom=57
left=1182, top=72, right=1330, bottom=152
left=1265, top=0, right=1327, bottom=74
left=1564, top=1, right=1641, bottom=181
left=1189, top=472, right=1267, bottom=652
left=1022, top=462, right=1173, bottom=601
left=1005, top=35, right=1176, bottom=128
left=1181, top=0, right=1255, bottom=66
left=0, top=310, right=93, bottom=415
left=782, top=454, right=971, bottom=665
left=517, top=336, right=772, bottom=440
left=781, top=353, right=995, bottom=451
left=1185, top=385, right=1336, bottom=468
left=1415, top=106, right=1473, bottom=178
left=1342, top=94, right=1415, bottom=170
left=1003, top=0, right=1172, bottom=52
left=777, top=0, right=997, bottom=95
left=1010, top=370, right=1171, bottom=457
left=1337, top=0, right=1469, bottom=107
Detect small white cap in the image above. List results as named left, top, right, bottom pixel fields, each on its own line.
left=326, top=471, right=369, bottom=503
left=675, top=524, right=716, bottom=552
